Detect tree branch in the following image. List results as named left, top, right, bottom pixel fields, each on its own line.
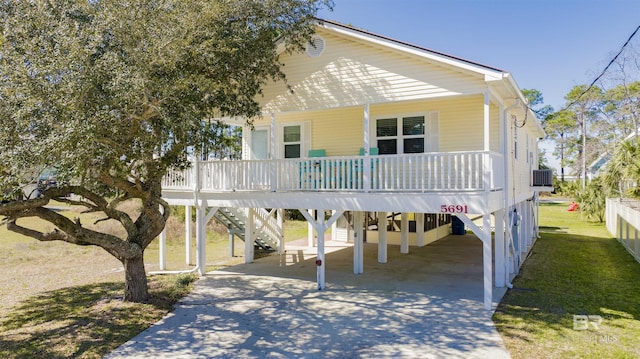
left=41, top=185, right=138, bottom=237
left=6, top=219, right=68, bottom=242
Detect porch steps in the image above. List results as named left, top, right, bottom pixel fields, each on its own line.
left=213, top=207, right=279, bottom=251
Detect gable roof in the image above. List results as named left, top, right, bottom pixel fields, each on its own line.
left=317, top=18, right=507, bottom=77
left=269, top=18, right=544, bottom=137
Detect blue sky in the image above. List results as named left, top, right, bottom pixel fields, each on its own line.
left=318, top=0, right=640, bottom=169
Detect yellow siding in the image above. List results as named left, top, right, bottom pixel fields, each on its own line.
left=254, top=107, right=363, bottom=157
left=261, top=29, right=488, bottom=113
left=254, top=96, right=505, bottom=156
left=371, top=95, right=495, bottom=152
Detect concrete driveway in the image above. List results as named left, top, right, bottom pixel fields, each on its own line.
left=106, top=235, right=509, bottom=358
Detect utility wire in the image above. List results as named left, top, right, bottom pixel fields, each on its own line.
left=560, top=24, right=640, bottom=112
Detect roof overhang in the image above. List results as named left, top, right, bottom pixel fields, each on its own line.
left=316, top=19, right=506, bottom=79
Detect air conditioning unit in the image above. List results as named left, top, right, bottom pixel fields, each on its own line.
left=532, top=169, right=553, bottom=187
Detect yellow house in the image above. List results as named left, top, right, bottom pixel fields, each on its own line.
left=161, top=19, right=552, bottom=310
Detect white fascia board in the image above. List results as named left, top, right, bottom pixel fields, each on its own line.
left=321, top=21, right=505, bottom=80
left=489, top=73, right=546, bottom=139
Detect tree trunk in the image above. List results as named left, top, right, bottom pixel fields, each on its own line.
left=123, top=254, right=149, bottom=303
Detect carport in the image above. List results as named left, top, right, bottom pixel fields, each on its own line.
left=107, top=235, right=509, bottom=358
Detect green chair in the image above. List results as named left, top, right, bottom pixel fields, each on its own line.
left=308, top=149, right=326, bottom=157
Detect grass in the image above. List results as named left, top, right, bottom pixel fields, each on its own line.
left=493, top=202, right=640, bottom=358
left=0, top=202, right=310, bottom=358
left=0, top=274, right=197, bottom=359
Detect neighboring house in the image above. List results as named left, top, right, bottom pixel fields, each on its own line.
left=161, top=19, right=552, bottom=310
left=588, top=129, right=639, bottom=181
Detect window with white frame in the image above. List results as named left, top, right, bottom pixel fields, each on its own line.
left=283, top=124, right=301, bottom=158
left=375, top=113, right=439, bottom=154
left=279, top=121, right=310, bottom=159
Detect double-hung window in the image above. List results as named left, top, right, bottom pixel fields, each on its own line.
left=280, top=121, right=310, bottom=159
left=375, top=113, right=439, bottom=154
left=283, top=125, right=301, bottom=158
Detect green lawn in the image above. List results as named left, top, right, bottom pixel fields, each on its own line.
left=494, top=202, right=640, bottom=358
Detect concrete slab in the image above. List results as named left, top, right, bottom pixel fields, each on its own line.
left=106, top=235, right=509, bottom=358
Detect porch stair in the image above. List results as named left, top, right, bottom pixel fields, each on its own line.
left=213, top=207, right=279, bottom=251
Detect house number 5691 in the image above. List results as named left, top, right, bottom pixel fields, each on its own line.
left=441, top=205, right=468, bottom=214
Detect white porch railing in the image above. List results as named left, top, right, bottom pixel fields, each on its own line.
left=162, top=151, right=504, bottom=193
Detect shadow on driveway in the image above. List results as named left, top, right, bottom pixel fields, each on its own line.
left=107, top=236, right=509, bottom=358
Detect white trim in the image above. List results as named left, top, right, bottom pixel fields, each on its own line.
left=373, top=111, right=439, bottom=154
left=277, top=121, right=311, bottom=159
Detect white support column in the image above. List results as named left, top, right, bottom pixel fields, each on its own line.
left=347, top=212, right=353, bottom=243
left=494, top=209, right=506, bottom=288
left=159, top=228, right=167, bottom=271
left=185, top=205, right=192, bottom=265
left=270, top=113, right=277, bottom=159
left=518, top=202, right=525, bottom=256
left=521, top=202, right=528, bottom=250
left=528, top=201, right=534, bottom=247
left=195, top=206, right=206, bottom=275
left=299, top=209, right=344, bottom=290
left=483, top=91, right=492, bottom=197
left=363, top=104, right=370, bottom=154
left=277, top=208, right=284, bottom=255
left=308, top=209, right=315, bottom=248
left=453, top=213, right=494, bottom=311
left=317, top=210, right=326, bottom=289
left=245, top=208, right=255, bottom=264
left=331, top=210, right=338, bottom=242
left=270, top=113, right=277, bottom=191
left=416, top=213, right=425, bottom=247
left=353, top=211, right=364, bottom=274
left=363, top=103, right=371, bottom=192
left=400, top=212, right=409, bottom=254
left=526, top=202, right=531, bottom=248
left=229, top=228, right=235, bottom=257
left=378, top=211, right=387, bottom=263
left=482, top=213, right=493, bottom=310
left=484, top=91, right=491, bottom=152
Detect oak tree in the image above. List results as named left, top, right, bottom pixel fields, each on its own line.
left=0, top=0, right=331, bottom=302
